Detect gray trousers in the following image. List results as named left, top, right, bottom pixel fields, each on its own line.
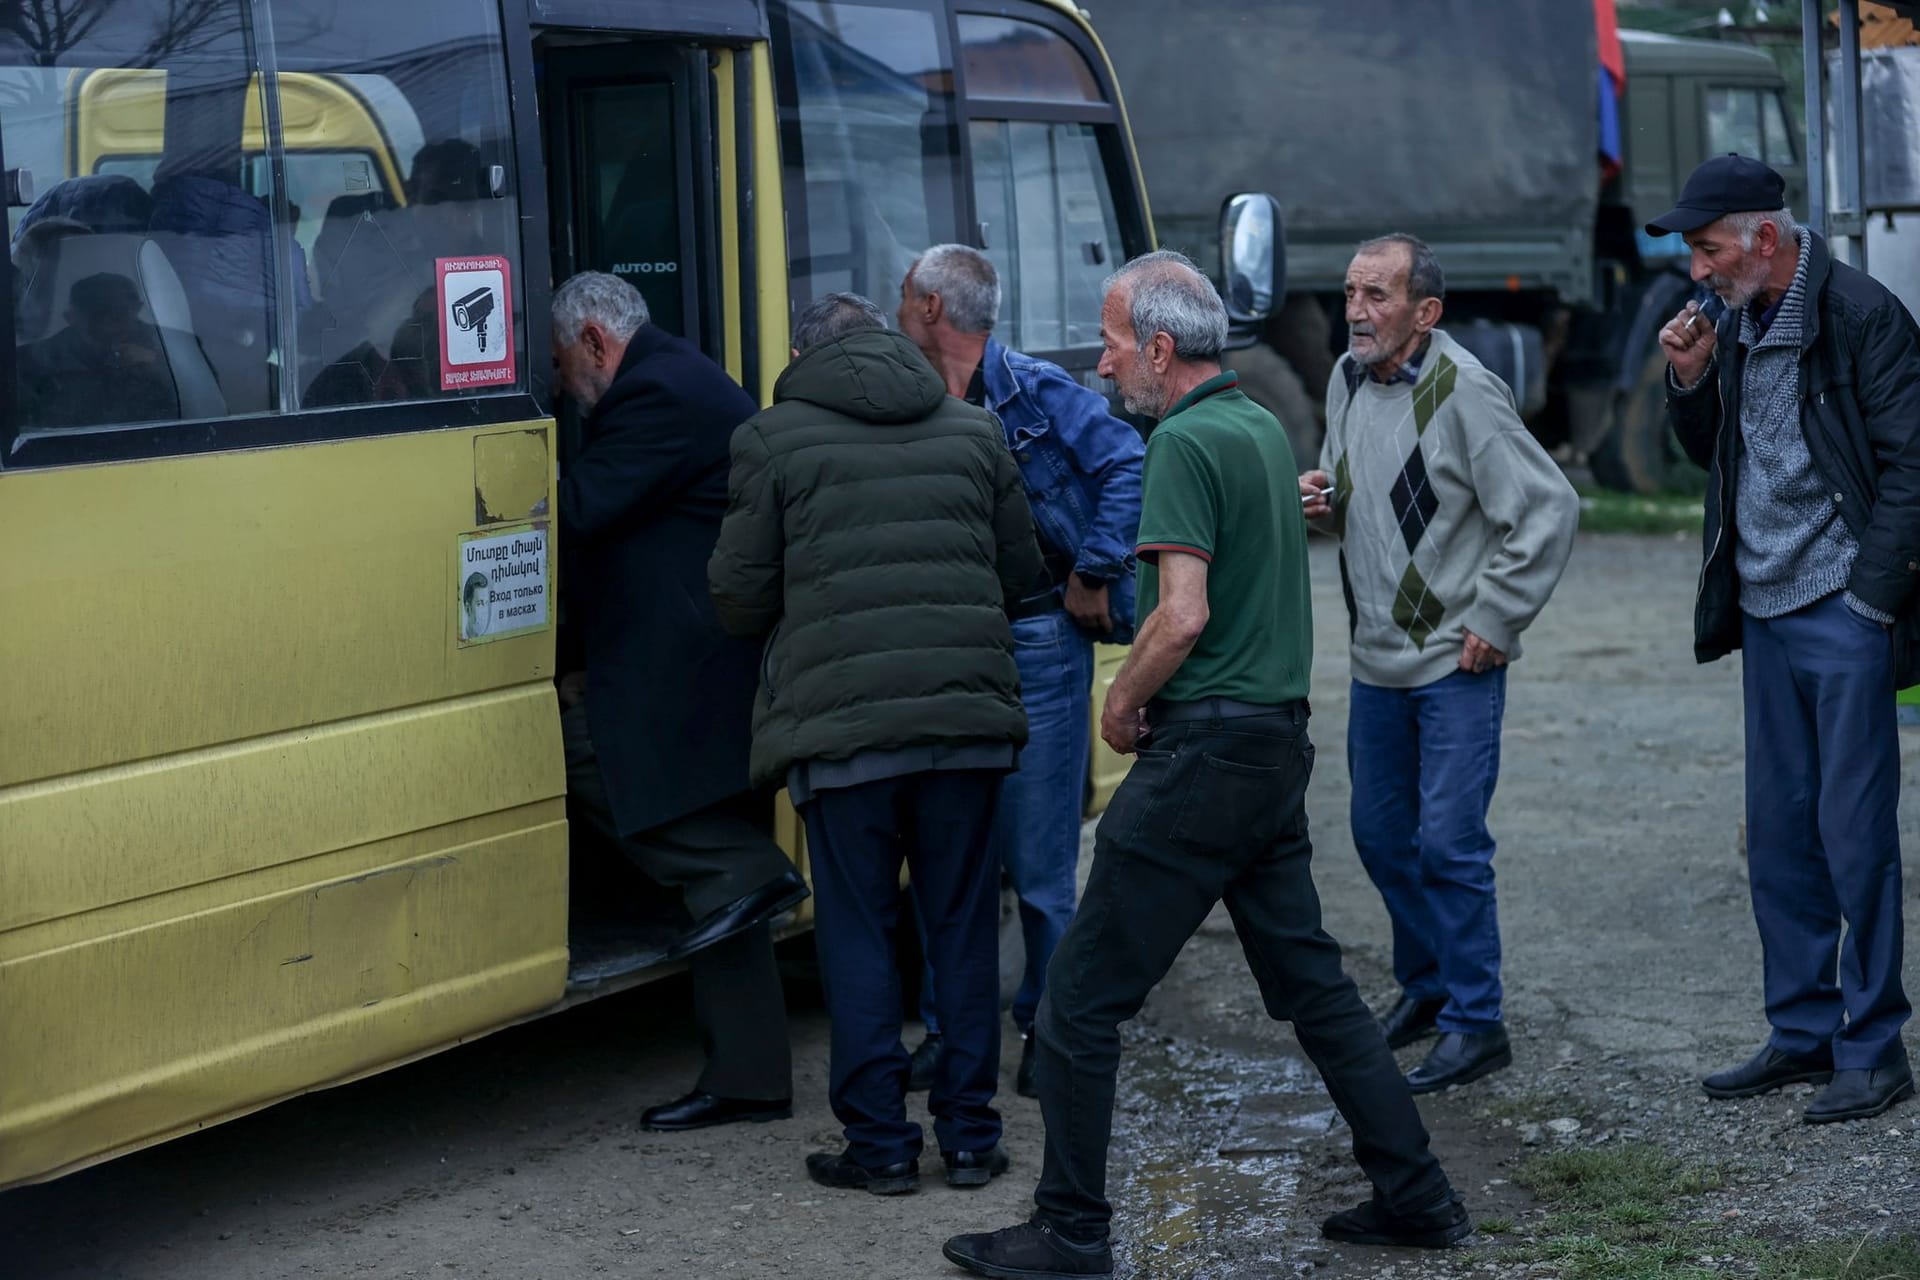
left=563, top=701, right=793, bottom=1100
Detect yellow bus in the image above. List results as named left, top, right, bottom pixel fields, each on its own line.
left=0, top=0, right=1278, bottom=1190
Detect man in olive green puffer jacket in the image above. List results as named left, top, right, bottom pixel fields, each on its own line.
left=709, top=292, right=1047, bottom=1197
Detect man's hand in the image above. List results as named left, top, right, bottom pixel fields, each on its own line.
left=1458, top=631, right=1508, bottom=675
left=1064, top=574, right=1113, bottom=633
left=559, top=670, right=588, bottom=708
left=1100, top=696, right=1147, bottom=755
left=1657, top=300, right=1717, bottom=390
left=1299, top=469, right=1333, bottom=520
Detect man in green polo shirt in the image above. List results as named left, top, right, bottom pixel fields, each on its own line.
left=945, top=252, right=1469, bottom=1280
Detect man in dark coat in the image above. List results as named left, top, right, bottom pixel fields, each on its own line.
left=552, top=271, right=807, bottom=1132
left=1654, top=156, right=1919, bottom=1123
left=710, top=292, right=1047, bottom=1197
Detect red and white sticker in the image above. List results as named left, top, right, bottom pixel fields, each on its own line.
left=437, top=256, right=515, bottom=392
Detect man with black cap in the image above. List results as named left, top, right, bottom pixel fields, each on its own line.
left=1651, top=153, right=1920, bottom=1124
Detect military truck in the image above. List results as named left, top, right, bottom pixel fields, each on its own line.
left=1099, top=4, right=1805, bottom=492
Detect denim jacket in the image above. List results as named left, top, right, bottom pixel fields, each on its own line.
left=982, top=338, right=1145, bottom=643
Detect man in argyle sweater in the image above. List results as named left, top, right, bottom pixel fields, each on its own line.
left=1301, top=234, right=1579, bottom=1093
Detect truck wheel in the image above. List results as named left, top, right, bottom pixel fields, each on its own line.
left=1225, top=341, right=1322, bottom=466
left=1591, top=341, right=1681, bottom=494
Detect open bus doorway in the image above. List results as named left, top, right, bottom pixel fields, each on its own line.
left=534, top=32, right=746, bottom=993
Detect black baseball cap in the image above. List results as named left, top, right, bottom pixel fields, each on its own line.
left=1644, top=153, right=1787, bottom=237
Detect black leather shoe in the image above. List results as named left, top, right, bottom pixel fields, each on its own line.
left=1321, top=1193, right=1472, bottom=1248
left=943, top=1221, right=1114, bottom=1278
left=943, top=1143, right=1010, bottom=1188
left=668, top=868, right=809, bottom=960
left=1379, top=995, right=1447, bottom=1050
left=1406, top=1028, right=1512, bottom=1094
left=639, top=1090, right=791, bottom=1132
left=1804, top=1058, right=1915, bottom=1124
left=1701, top=1044, right=1835, bottom=1100
left=908, top=1033, right=944, bottom=1093
left=1016, top=1029, right=1039, bottom=1099
left=805, top=1148, right=919, bottom=1195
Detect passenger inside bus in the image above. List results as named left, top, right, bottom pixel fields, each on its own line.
left=17, top=272, right=183, bottom=429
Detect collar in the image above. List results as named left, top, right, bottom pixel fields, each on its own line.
left=1342, top=334, right=1431, bottom=393
left=1164, top=370, right=1239, bottom=420
left=963, top=359, right=988, bottom=408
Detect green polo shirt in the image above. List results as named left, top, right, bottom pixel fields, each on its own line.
left=1136, top=371, right=1312, bottom=704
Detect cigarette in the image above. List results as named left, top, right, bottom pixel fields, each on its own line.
left=1301, top=487, right=1334, bottom=504
left=1683, top=310, right=1702, bottom=332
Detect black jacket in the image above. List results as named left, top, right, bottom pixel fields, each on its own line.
left=707, top=328, right=1046, bottom=789
left=559, top=325, right=762, bottom=835
left=1669, top=231, right=1920, bottom=682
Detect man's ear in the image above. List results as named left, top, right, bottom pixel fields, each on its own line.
left=1756, top=217, right=1783, bottom=258
left=1148, top=330, right=1176, bottom=373
left=1413, top=295, right=1444, bottom=333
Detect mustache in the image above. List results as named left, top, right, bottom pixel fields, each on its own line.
left=1349, top=325, right=1376, bottom=339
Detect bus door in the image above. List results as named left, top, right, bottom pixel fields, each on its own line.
left=530, top=29, right=789, bottom=990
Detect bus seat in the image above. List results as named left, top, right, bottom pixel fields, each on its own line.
left=16, top=232, right=227, bottom=429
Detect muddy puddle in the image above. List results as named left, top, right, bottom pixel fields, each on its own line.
left=1109, top=1028, right=1332, bottom=1278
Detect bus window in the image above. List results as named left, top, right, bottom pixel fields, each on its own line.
left=288, top=0, right=520, bottom=409
left=771, top=0, right=965, bottom=313
left=958, top=12, right=1134, bottom=357
left=1, top=4, right=271, bottom=433
left=970, top=120, right=1122, bottom=352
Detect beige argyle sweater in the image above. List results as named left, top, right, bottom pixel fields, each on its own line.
left=1320, top=328, right=1579, bottom=689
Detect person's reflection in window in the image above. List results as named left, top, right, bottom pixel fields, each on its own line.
left=18, top=273, right=180, bottom=428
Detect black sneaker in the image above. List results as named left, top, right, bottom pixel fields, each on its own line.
left=908, top=1034, right=944, bottom=1093
left=804, top=1149, right=919, bottom=1196
left=943, top=1143, right=1010, bottom=1188
left=943, top=1221, right=1114, bottom=1278
left=1321, top=1193, right=1472, bottom=1248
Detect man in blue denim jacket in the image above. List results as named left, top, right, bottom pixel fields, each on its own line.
left=898, top=244, right=1145, bottom=1097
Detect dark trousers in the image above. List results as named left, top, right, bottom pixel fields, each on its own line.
left=801, top=769, right=1004, bottom=1167
left=1743, top=594, right=1910, bottom=1070
left=1032, top=705, right=1450, bottom=1244
left=563, top=701, right=793, bottom=1100
left=1347, top=669, right=1507, bottom=1032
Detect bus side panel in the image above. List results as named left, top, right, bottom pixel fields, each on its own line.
left=0, top=806, right=566, bottom=1186
left=0, top=426, right=558, bottom=790
left=0, top=423, right=568, bottom=1187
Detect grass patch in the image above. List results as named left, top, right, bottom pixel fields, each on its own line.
left=1517, top=1142, right=1727, bottom=1212
left=1476, top=1216, right=1516, bottom=1235
left=1576, top=485, right=1705, bottom=536
left=1760, top=1234, right=1920, bottom=1280
left=1491, top=1143, right=1920, bottom=1279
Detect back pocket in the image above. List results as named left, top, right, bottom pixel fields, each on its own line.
left=1169, top=751, right=1293, bottom=856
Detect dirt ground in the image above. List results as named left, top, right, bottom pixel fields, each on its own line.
left=6, top=532, right=1920, bottom=1279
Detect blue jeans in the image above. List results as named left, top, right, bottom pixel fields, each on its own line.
left=1743, top=593, right=1910, bottom=1070
left=1348, top=669, right=1507, bottom=1032
left=922, top=609, right=1094, bottom=1035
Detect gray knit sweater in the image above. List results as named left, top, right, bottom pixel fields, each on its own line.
left=1319, top=329, right=1580, bottom=688
left=1733, top=230, right=1882, bottom=620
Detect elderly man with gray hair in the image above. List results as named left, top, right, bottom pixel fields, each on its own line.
left=896, top=244, right=1143, bottom=1100
left=551, top=271, right=807, bottom=1135
left=946, top=251, right=1469, bottom=1280
left=1653, top=154, right=1920, bottom=1123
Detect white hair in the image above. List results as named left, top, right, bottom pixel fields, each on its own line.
left=1103, top=249, right=1228, bottom=360
left=909, top=243, right=1001, bottom=335
left=1722, top=208, right=1800, bottom=252
left=552, top=271, right=650, bottom=346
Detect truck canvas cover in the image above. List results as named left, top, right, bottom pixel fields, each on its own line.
left=1098, top=0, right=1600, bottom=298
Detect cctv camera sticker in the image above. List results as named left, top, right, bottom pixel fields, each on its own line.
left=437, top=256, right=516, bottom=392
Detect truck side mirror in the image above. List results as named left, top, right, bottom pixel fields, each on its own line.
left=1219, top=192, right=1285, bottom=324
